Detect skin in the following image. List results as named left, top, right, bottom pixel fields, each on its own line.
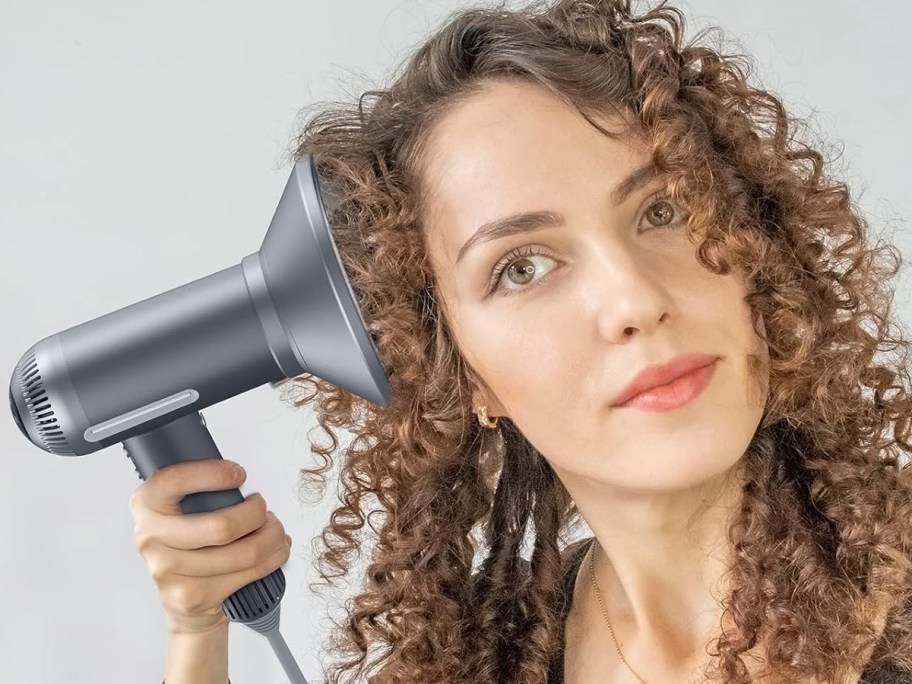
left=419, top=78, right=780, bottom=682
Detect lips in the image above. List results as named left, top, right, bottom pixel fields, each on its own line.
left=610, top=352, right=720, bottom=407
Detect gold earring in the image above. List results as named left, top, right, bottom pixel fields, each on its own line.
left=476, top=405, right=499, bottom=429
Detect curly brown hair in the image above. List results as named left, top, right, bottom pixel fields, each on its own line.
left=270, top=0, right=912, bottom=682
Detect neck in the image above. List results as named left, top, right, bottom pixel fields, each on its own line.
left=562, top=463, right=746, bottom=668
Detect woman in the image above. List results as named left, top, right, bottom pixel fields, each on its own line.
left=281, top=0, right=912, bottom=681
left=139, top=0, right=912, bottom=682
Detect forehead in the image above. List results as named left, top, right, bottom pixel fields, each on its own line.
left=420, top=81, right=647, bottom=267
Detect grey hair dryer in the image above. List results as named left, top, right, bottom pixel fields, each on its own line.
left=8, top=153, right=391, bottom=684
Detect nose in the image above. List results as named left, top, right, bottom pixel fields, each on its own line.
left=589, top=243, right=673, bottom=340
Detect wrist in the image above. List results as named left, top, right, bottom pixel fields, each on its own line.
left=164, top=622, right=230, bottom=684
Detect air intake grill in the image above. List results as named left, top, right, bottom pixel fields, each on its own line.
left=13, top=346, right=73, bottom=455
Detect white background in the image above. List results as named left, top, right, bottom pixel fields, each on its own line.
left=1, top=1, right=910, bottom=682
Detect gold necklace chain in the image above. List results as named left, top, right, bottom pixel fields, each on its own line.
left=587, top=539, right=704, bottom=684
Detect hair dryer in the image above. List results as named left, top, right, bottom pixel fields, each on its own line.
left=8, top=153, right=391, bottom=684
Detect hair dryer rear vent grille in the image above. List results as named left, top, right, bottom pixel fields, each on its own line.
left=14, top=346, right=72, bottom=455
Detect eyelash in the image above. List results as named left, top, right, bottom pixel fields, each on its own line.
left=485, top=191, right=683, bottom=297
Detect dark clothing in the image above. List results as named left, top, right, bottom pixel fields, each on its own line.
left=547, top=537, right=911, bottom=684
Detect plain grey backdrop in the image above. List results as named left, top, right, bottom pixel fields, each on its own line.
left=2, top=1, right=910, bottom=682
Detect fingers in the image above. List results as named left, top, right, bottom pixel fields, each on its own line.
left=144, top=510, right=291, bottom=580
left=131, top=458, right=245, bottom=517
left=159, top=538, right=292, bottom=625
left=127, top=457, right=295, bottom=635
left=134, top=490, right=271, bottom=553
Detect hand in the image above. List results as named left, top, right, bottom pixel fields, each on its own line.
left=128, top=458, right=292, bottom=636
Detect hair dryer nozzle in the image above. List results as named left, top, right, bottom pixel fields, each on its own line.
left=254, top=154, right=392, bottom=408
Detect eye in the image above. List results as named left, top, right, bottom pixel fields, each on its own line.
left=484, top=191, right=685, bottom=297
left=486, top=246, right=555, bottom=297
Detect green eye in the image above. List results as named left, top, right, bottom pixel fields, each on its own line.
left=486, top=191, right=684, bottom=297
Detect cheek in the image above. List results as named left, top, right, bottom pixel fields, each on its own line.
left=485, top=338, right=568, bottom=399
left=473, top=334, right=587, bottom=438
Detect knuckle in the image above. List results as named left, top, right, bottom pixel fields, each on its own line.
left=260, top=527, right=280, bottom=557
left=268, top=537, right=289, bottom=564
left=272, top=545, right=290, bottom=570
left=209, top=516, right=235, bottom=545
left=268, top=512, right=283, bottom=532
left=243, top=543, right=264, bottom=568
left=149, top=558, right=173, bottom=583
left=133, top=529, right=154, bottom=554
left=252, top=493, right=267, bottom=516
left=270, top=520, right=286, bottom=544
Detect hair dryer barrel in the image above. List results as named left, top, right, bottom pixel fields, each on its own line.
left=10, top=257, right=293, bottom=457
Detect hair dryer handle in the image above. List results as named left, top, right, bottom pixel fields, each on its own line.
left=122, top=411, right=286, bottom=625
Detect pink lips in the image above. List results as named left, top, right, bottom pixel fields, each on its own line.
left=614, top=360, right=718, bottom=411
left=611, top=352, right=720, bottom=411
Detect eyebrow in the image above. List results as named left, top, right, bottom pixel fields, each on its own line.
left=455, top=162, right=660, bottom=265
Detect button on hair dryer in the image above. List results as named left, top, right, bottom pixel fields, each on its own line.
left=8, top=154, right=391, bottom=684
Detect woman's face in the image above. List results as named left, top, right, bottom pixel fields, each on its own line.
left=420, top=80, right=769, bottom=492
